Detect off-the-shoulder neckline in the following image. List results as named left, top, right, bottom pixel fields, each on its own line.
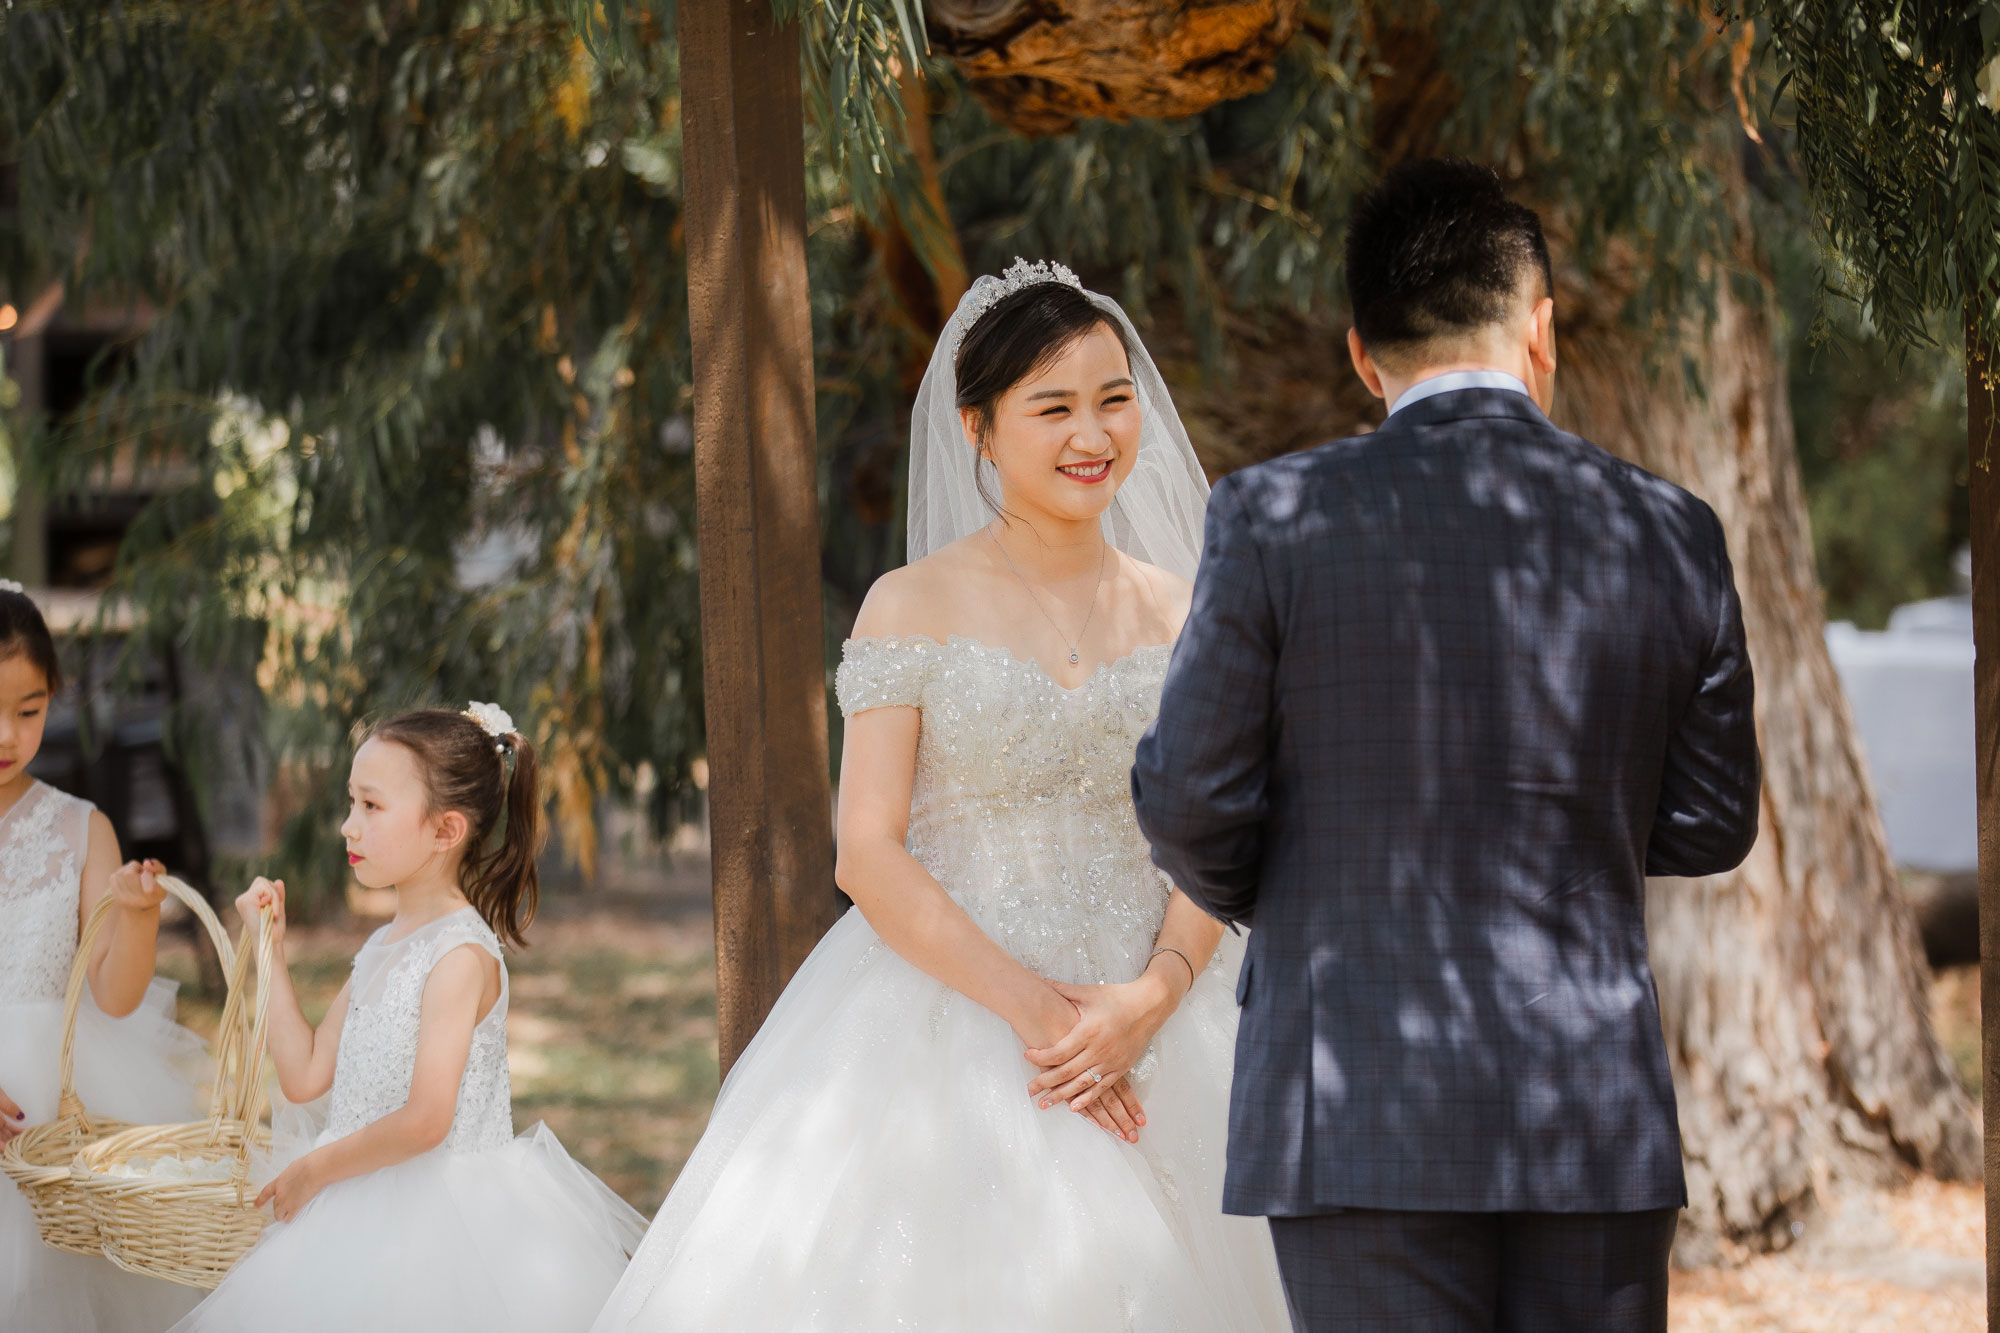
left=844, top=632, right=1173, bottom=694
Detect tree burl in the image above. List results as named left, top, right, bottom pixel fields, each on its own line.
left=927, top=0, right=1301, bottom=135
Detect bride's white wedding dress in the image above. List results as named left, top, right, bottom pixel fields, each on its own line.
left=593, top=633, right=1291, bottom=1332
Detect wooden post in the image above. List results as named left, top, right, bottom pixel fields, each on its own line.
left=1969, top=321, right=2000, bottom=1327
left=679, top=0, right=839, bottom=1075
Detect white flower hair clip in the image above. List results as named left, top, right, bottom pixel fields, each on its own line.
left=948, top=258, right=1085, bottom=362
left=462, top=701, right=515, bottom=742
left=0, top=579, right=23, bottom=595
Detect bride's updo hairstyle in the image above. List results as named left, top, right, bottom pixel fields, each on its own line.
left=367, top=708, right=543, bottom=948
left=954, top=279, right=1130, bottom=453
left=0, top=585, right=63, bottom=695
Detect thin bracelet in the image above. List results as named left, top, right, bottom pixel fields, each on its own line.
left=1150, top=946, right=1197, bottom=992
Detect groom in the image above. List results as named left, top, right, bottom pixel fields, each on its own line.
left=1132, top=159, right=1761, bottom=1331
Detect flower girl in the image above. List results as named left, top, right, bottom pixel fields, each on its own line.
left=0, top=582, right=208, bottom=1331
left=171, top=704, right=645, bottom=1333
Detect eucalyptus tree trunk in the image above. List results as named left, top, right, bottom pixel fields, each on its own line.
left=1556, top=274, right=1979, bottom=1258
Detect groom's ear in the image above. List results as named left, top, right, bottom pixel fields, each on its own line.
left=1346, top=328, right=1387, bottom=402
left=1527, top=296, right=1557, bottom=377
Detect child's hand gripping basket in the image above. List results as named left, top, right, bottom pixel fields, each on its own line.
left=0, top=874, right=236, bottom=1256
left=70, top=891, right=277, bottom=1289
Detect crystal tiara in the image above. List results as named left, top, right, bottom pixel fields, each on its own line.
left=948, top=258, right=1085, bottom=363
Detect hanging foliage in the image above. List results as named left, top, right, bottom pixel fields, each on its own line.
left=1731, top=0, right=2000, bottom=358
left=1, top=3, right=715, bottom=902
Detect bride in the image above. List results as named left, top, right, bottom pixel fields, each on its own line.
left=591, top=261, right=1291, bottom=1332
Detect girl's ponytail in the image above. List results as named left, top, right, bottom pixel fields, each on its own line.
left=466, top=732, right=542, bottom=949
left=367, top=707, right=543, bottom=949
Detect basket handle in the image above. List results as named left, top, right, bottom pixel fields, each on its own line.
left=204, top=900, right=277, bottom=1141
left=157, top=874, right=239, bottom=976
left=55, top=871, right=239, bottom=1129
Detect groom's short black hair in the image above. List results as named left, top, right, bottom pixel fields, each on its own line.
left=1344, top=159, right=1553, bottom=361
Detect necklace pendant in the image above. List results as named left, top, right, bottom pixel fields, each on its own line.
left=1069, top=651, right=1081, bottom=664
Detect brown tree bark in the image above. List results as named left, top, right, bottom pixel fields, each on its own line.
left=1557, top=272, right=1979, bottom=1259
left=928, top=0, right=1298, bottom=135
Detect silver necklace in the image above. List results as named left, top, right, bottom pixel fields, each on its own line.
left=988, top=530, right=1107, bottom=666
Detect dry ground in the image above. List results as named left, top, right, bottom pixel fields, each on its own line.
left=159, top=891, right=721, bottom=1212
left=1671, top=1175, right=1984, bottom=1330
left=158, top=893, right=1988, bottom=1328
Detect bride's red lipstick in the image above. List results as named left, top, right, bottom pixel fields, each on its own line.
left=348, top=852, right=363, bottom=866
left=1058, top=460, right=1113, bottom=485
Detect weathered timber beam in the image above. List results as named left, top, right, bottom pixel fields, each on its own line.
left=680, top=0, right=839, bottom=1075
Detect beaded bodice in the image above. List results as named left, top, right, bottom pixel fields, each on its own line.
left=836, top=635, right=1187, bottom=985
left=0, top=782, right=93, bottom=1005
left=325, top=908, right=513, bottom=1152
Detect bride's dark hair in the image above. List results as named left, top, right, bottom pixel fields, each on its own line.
left=954, top=282, right=1129, bottom=513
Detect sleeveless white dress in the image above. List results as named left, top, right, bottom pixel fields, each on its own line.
left=171, top=907, right=646, bottom=1332
left=593, top=635, right=1292, bottom=1332
left=0, top=779, right=207, bottom=1332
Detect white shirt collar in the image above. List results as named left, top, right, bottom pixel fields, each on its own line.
left=1385, top=369, right=1534, bottom=418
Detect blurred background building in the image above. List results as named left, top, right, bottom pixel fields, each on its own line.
left=1827, top=545, right=1976, bottom=962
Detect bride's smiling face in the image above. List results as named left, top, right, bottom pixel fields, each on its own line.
left=965, top=323, right=1142, bottom=525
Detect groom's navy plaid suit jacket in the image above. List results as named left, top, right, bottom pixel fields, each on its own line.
left=1132, top=387, right=1760, bottom=1218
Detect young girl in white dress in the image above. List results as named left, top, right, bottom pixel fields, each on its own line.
left=170, top=704, right=645, bottom=1333
left=0, top=583, right=208, bottom=1332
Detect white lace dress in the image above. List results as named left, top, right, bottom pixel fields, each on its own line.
left=1, top=779, right=207, bottom=1332
left=593, top=636, right=1291, bottom=1332
left=172, top=907, right=646, bottom=1333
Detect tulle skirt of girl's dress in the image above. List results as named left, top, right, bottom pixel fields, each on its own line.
left=168, top=1118, right=647, bottom=1333
left=589, top=909, right=1293, bottom=1333
left=0, top=980, right=209, bottom=1333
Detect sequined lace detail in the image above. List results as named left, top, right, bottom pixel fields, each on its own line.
left=836, top=635, right=1202, bottom=986
left=325, top=908, right=514, bottom=1153
left=835, top=634, right=942, bottom=713
left=0, top=782, right=93, bottom=1004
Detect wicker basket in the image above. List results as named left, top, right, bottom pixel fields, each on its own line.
left=0, top=874, right=235, bottom=1256
left=70, top=899, right=276, bottom=1289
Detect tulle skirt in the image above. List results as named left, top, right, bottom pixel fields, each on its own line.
left=1, top=982, right=209, bottom=1333
left=169, top=1122, right=647, bottom=1333
left=592, top=909, right=1291, bottom=1332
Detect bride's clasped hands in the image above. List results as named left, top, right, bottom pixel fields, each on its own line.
left=1025, top=969, right=1173, bottom=1135
left=1023, top=911, right=1214, bottom=1140
left=1017, top=970, right=1158, bottom=1142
